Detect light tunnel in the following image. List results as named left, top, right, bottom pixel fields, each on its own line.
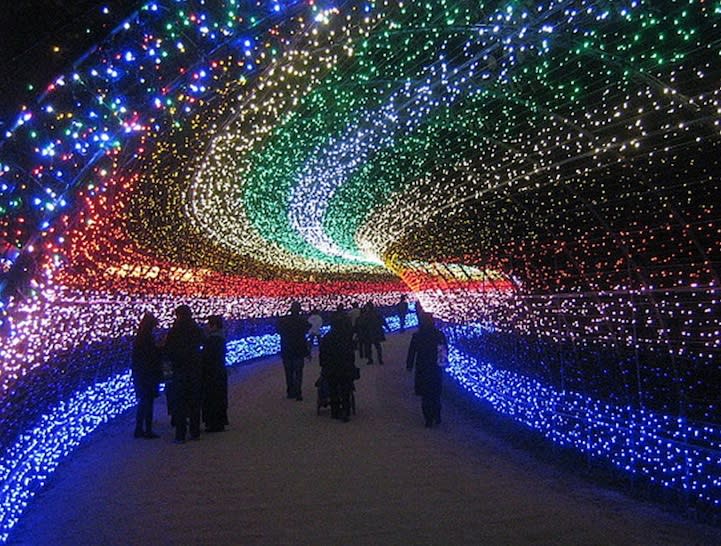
left=0, top=0, right=720, bottom=540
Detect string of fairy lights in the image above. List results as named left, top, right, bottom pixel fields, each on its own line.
left=0, top=0, right=720, bottom=541
left=0, top=308, right=416, bottom=542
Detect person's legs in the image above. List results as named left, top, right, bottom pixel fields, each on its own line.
left=282, top=357, right=294, bottom=398
left=374, top=341, right=383, bottom=365
left=421, top=394, right=434, bottom=427
left=339, top=381, right=352, bottom=421
left=134, top=396, right=146, bottom=437
left=328, top=378, right=341, bottom=418
left=174, top=375, right=189, bottom=442
left=174, top=399, right=187, bottom=442
left=434, top=385, right=442, bottom=424
left=142, top=393, right=156, bottom=436
left=362, top=342, right=372, bottom=364
left=188, top=386, right=201, bottom=439
left=291, top=357, right=305, bottom=400
left=165, top=379, right=176, bottom=425
left=433, top=375, right=442, bottom=424
left=222, top=371, right=229, bottom=425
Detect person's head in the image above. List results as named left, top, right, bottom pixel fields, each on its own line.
left=310, top=307, right=319, bottom=315
left=419, top=312, right=434, bottom=329
left=138, top=311, right=158, bottom=334
left=208, top=315, right=223, bottom=332
left=175, top=304, right=192, bottom=320
left=400, top=294, right=407, bottom=302
left=330, top=312, right=349, bottom=332
left=351, top=301, right=359, bottom=309
left=289, top=301, right=302, bottom=315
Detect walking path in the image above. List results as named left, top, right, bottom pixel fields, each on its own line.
left=9, top=331, right=721, bottom=545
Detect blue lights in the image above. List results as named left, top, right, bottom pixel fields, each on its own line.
left=0, top=308, right=414, bottom=542
left=0, top=0, right=720, bottom=542
left=0, top=371, right=136, bottom=542
left=444, top=323, right=721, bottom=508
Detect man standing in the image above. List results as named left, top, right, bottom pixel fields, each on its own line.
left=165, top=304, right=205, bottom=443
left=396, top=294, right=409, bottom=331
left=319, top=312, right=356, bottom=422
left=277, top=301, right=311, bottom=400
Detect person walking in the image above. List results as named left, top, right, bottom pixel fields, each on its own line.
left=406, top=312, right=448, bottom=428
left=277, top=301, right=311, bottom=400
left=131, top=312, right=163, bottom=439
left=202, top=315, right=228, bottom=433
left=319, top=312, right=356, bottom=422
left=165, top=304, right=205, bottom=443
left=356, top=301, right=387, bottom=365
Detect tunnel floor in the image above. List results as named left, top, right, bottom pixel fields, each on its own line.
left=9, top=331, right=721, bottom=545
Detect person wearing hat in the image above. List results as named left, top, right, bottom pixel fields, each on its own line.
left=277, top=301, right=311, bottom=400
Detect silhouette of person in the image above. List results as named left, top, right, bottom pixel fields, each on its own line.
left=406, top=312, right=447, bottom=427
left=165, top=304, right=205, bottom=443
left=397, top=295, right=409, bottom=331
left=357, top=301, right=387, bottom=365
left=319, top=312, right=356, bottom=422
left=277, top=301, right=310, bottom=400
left=348, top=301, right=361, bottom=328
left=202, top=315, right=228, bottom=432
left=131, top=312, right=163, bottom=439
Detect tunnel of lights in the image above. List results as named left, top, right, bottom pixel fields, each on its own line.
left=0, top=0, right=719, bottom=540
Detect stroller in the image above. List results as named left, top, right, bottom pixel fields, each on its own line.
left=315, top=375, right=356, bottom=416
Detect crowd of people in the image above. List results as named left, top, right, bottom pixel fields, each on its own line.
left=276, top=296, right=448, bottom=427
left=131, top=305, right=228, bottom=443
left=131, top=294, right=449, bottom=440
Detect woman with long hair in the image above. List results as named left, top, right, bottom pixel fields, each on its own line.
left=131, top=312, right=163, bottom=439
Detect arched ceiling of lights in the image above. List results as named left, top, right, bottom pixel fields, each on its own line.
left=0, top=0, right=716, bottom=357
left=0, top=0, right=717, bottom=305
left=0, top=0, right=719, bottom=536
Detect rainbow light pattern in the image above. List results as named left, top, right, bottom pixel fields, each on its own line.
left=0, top=0, right=720, bottom=541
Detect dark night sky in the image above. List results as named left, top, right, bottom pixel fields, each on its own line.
left=0, top=0, right=139, bottom=123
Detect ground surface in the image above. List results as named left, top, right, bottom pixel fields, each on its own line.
left=9, top=331, right=721, bottom=545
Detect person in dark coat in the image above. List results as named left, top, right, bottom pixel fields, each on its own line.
left=131, top=312, right=163, bottom=439
left=277, top=301, right=310, bottom=400
left=202, top=315, right=228, bottom=432
left=406, top=312, right=447, bottom=427
left=396, top=294, right=409, bottom=331
left=165, top=304, right=205, bottom=443
left=356, top=301, right=387, bottom=365
left=319, top=312, right=356, bottom=422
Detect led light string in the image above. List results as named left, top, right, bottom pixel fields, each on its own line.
left=0, top=1, right=718, bottom=539
left=0, top=306, right=417, bottom=543
left=444, top=322, right=721, bottom=509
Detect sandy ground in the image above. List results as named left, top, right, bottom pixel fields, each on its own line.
left=8, top=331, right=721, bottom=545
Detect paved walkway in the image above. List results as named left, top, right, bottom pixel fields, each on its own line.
left=9, top=331, right=721, bottom=545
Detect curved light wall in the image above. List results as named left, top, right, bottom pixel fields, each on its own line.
left=0, top=0, right=719, bottom=541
